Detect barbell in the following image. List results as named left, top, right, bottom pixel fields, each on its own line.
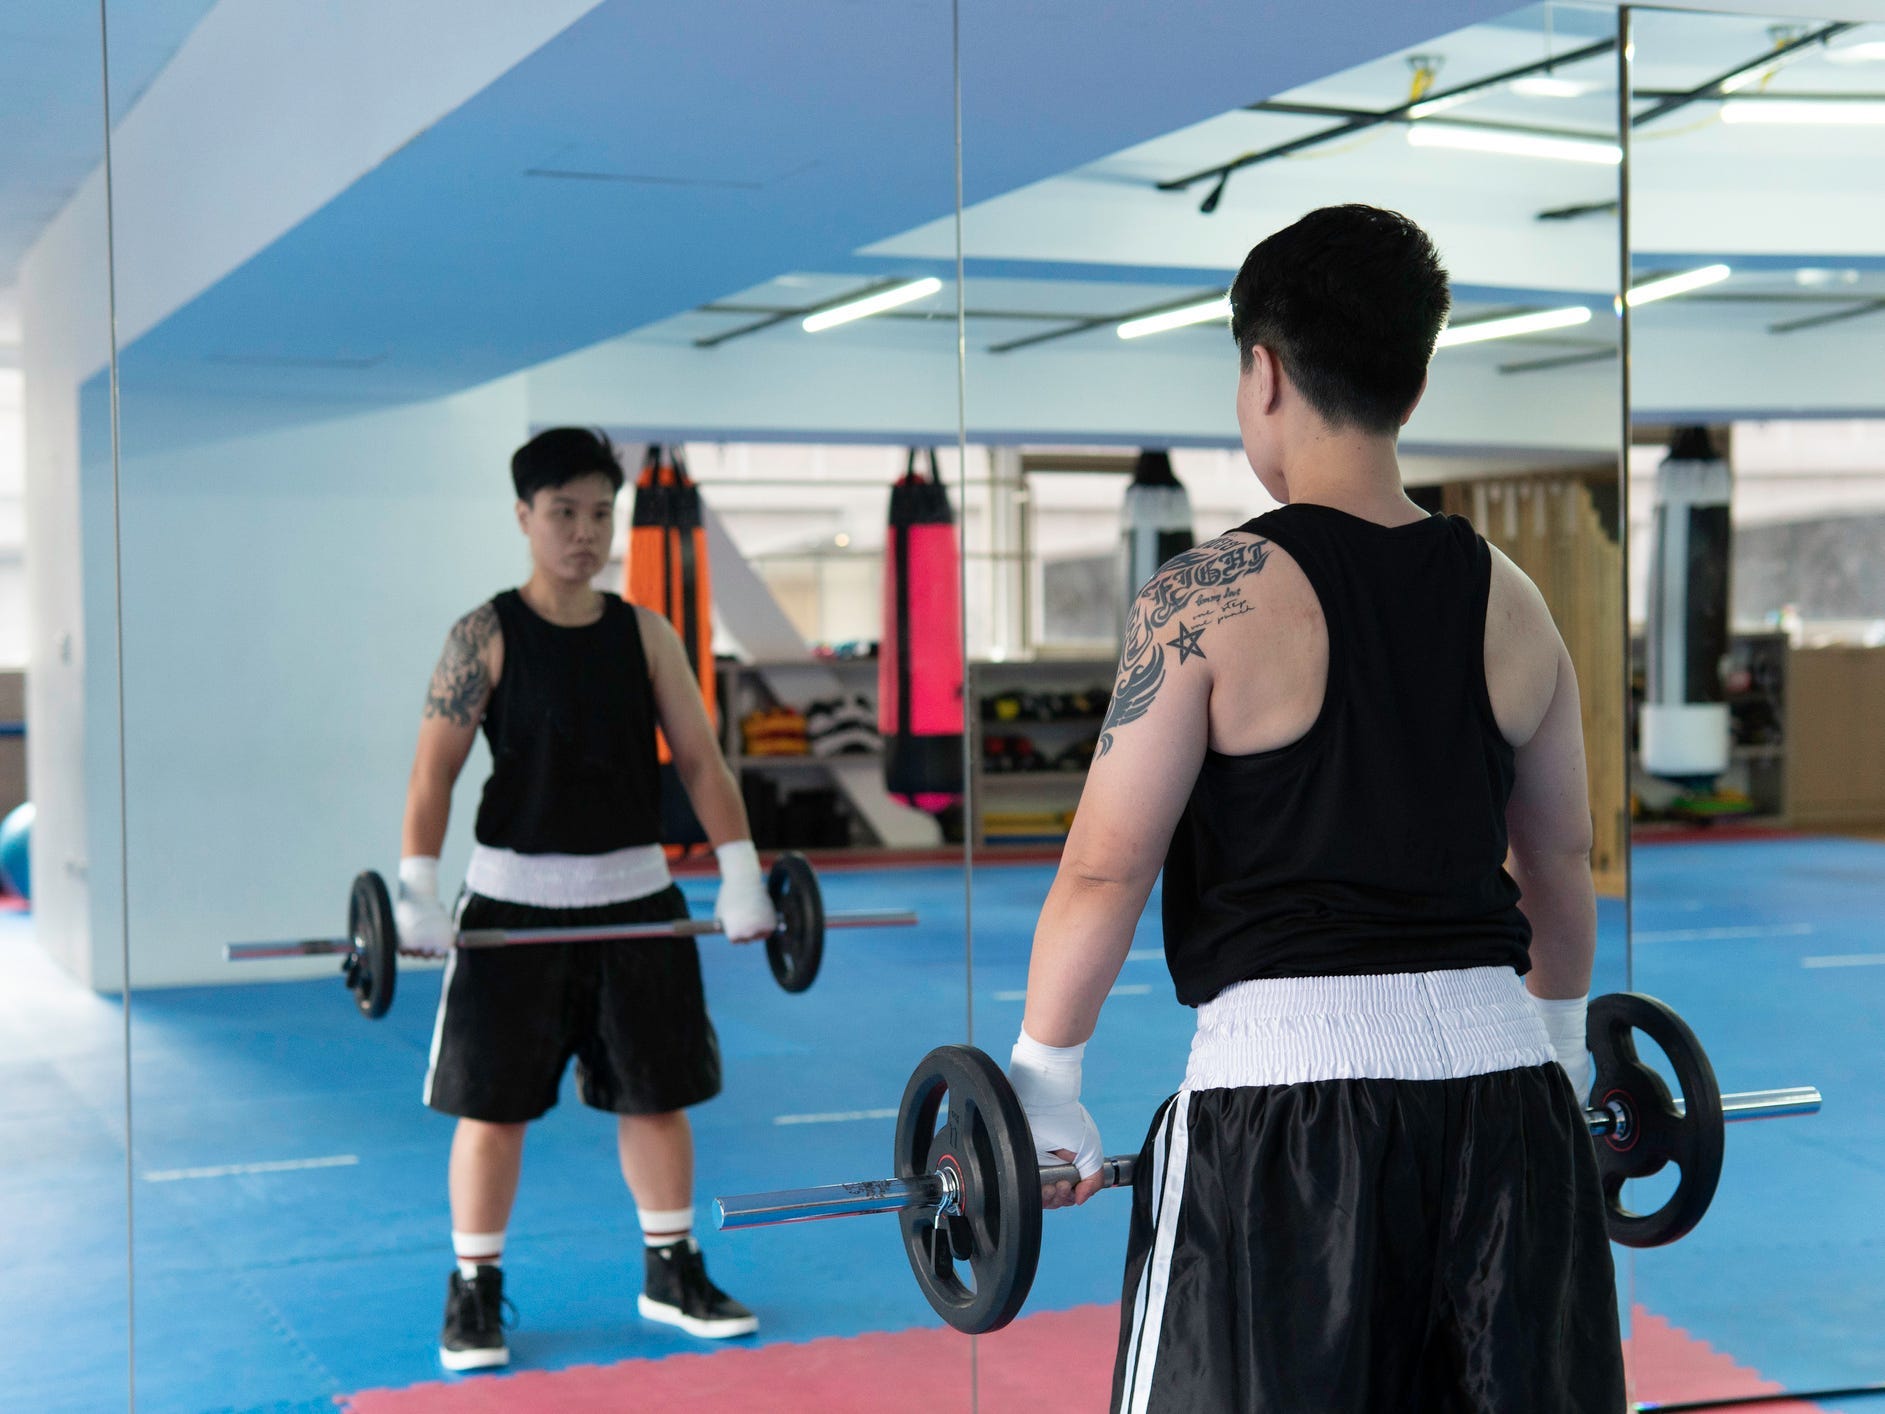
left=712, top=992, right=1821, bottom=1334
left=224, top=851, right=916, bottom=1018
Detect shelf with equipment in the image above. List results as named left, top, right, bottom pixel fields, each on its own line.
left=717, top=657, right=886, bottom=850
left=968, top=658, right=1114, bottom=847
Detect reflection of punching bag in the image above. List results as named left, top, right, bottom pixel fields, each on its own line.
left=1122, top=449, right=1195, bottom=603
left=879, top=449, right=964, bottom=808
left=1643, top=427, right=1732, bottom=783
left=626, top=444, right=716, bottom=845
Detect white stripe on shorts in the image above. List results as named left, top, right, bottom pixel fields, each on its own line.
left=1119, top=1096, right=1192, bottom=1413
left=1184, top=965, right=1554, bottom=1090
left=421, top=894, right=471, bottom=1107
left=464, top=842, right=672, bottom=909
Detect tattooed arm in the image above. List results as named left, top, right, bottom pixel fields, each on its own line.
left=402, top=603, right=503, bottom=858
left=1022, top=536, right=1273, bottom=1050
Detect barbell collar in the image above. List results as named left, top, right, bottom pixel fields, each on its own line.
left=1583, top=1085, right=1821, bottom=1137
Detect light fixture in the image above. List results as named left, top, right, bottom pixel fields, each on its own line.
left=1117, top=297, right=1231, bottom=340
left=1824, top=39, right=1885, bottom=64
left=1434, top=306, right=1593, bottom=348
left=1510, top=75, right=1600, bottom=99
left=802, top=277, right=943, bottom=333
left=1406, top=92, right=1479, bottom=119
left=1720, top=98, right=1885, bottom=125
left=1406, top=124, right=1621, bottom=164
left=1626, top=264, right=1731, bottom=306
left=834, top=532, right=851, bottom=548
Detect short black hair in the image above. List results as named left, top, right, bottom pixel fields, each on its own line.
left=511, top=427, right=624, bottom=502
left=1228, top=204, right=1451, bottom=434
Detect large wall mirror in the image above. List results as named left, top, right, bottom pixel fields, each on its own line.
left=952, top=3, right=1629, bottom=1403
left=4, top=7, right=127, bottom=1410
left=1625, top=6, right=1885, bottom=1406
left=90, top=3, right=969, bottom=1407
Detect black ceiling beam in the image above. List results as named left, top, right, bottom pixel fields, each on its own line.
left=1159, top=35, right=1616, bottom=193
left=1630, top=22, right=1854, bottom=128
left=1769, top=297, right=1885, bottom=335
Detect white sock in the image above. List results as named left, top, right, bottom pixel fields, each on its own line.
left=453, top=1228, right=505, bottom=1278
left=639, top=1205, right=695, bottom=1248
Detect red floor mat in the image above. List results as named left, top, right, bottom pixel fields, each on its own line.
left=342, top=1304, right=1117, bottom=1412
left=343, top=1301, right=1826, bottom=1412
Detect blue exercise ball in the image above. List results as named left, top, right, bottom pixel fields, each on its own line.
left=0, top=801, right=32, bottom=901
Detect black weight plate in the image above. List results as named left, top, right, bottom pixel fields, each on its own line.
left=894, top=1045, right=1043, bottom=1335
left=1588, top=992, right=1724, bottom=1248
left=347, top=870, right=397, bottom=1021
left=765, top=852, right=824, bottom=994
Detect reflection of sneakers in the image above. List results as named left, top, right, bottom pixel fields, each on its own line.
left=439, top=1265, right=512, bottom=1371
left=639, top=1238, right=759, bottom=1338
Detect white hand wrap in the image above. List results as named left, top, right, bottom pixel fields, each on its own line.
left=1535, top=994, right=1594, bottom=1103
left=1008, top=1030, right=1103, bottom=1180
left=394, top=855, right=455, bottom=956
left=713, top=841, right=775, bottom=943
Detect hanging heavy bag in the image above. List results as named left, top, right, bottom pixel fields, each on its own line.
left=879, top=448, right=965, bottom=809
left=625, top=444, right=717, bottom=849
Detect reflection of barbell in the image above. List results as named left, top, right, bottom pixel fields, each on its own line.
left=713, top=992, right=1821, bottom=1334
left=224, top=852, right=916, bottom=1018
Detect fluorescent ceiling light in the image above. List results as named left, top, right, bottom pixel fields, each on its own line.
left=1626, top=264, right=1731, bottom=306
left=1824, top=40, right=1885, bottom=64
left=1407, top=92, right=1478, bottom=119
left=1720, top=98, right=1885, bottom=125
left=1118, top=297, right=1231, bottom=340
left=1434, top=306, right=1592, bottom=348
left=802, top=277, right=942, bottom=332
left=1406, top=123, right=1621, bottom=164
left=1510, top=75, right=1600, bottom=99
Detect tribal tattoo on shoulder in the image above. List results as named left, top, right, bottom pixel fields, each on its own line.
left=1097, top=535, right=1272, bottom=757
left=424, top=603, right=498, bottom=726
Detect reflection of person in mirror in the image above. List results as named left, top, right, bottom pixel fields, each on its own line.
left=1008, top=206, right=1625, bottom=1412
left=400, top=428, right=765, bottom=1372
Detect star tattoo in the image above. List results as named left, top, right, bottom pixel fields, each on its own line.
left=1167, top=622, right=1207, bottom=664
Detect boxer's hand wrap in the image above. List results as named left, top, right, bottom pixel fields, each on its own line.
left=395, top=856, right=455, bottom=956
left=1008, top=1029, right=1103, bottom=1179
left=1535, top=994, right=1595, bottom=1103
left=714, top=841, right=775, bottom=943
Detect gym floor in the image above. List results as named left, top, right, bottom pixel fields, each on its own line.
left=3, top=837, right=1879, bottom=1413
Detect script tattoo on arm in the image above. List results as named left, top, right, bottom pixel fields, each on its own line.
left=1097, top=536, right=1272, bottom=757
left=423, top=603, right=498, bottom=727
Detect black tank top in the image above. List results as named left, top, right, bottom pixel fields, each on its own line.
left=473, top=590, right=663, bottom=854
left=1161, top=505, right=1532, bottom=1005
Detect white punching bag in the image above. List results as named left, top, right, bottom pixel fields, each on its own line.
left=1642, top=427, right=1733, bottom=782
left=1122, top=449, right=1195, bottom=604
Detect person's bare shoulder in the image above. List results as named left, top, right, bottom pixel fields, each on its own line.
left=423, top=601, right=501, bottom=727
left=1483, top=546, right=1564, bottom=747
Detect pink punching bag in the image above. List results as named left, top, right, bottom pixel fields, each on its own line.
left=879, top=448, right=964, bottom=810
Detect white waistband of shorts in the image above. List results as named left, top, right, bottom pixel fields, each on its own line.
left=1184, top=966, right=1554, bottom=1089
left=464, top=843, right=672, bottom=909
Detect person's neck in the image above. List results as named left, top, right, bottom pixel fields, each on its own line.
left=1278, top=427, right=1424, bottom=524
left=519, top=572, right=604, bottom=626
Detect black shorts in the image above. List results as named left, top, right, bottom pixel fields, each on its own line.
left=422, top=885, right=722, bottom=1123
left=1111, top=1065, right=1625, bottom=1413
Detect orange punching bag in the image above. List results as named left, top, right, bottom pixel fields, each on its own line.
left=625, top=444, right=715, bottom=848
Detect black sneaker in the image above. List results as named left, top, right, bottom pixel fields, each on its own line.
left=439, top=1264, right=512, bottom=1371
left=638, top=1238, right=759, bottom=1338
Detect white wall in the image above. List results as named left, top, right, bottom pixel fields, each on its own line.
left=114, top=378, right=528, bottom=987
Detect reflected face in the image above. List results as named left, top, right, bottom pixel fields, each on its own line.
left=517, top=472, right=617, bottom=584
